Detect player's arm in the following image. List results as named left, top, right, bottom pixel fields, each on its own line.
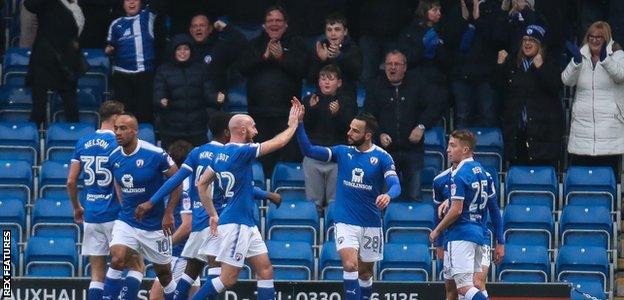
left=376, top=174, right=400, bottom=210
left=171, top=211, right=192, bottom=245
left=135, top=167, right=191, bottom=220
left=487, top=181, right=505, bottom=263
left=295, top=123, right=332, bottom=162
left=162, top=165, right=182, bottom=236
left=197, top=167, right=219, bottom=234
left=66, top=161, right=84, bottom=223
left=430, top=197, right=463, bottom=244
left=258, top=97, right=303, bottom=157
left=253, top=186, right=282, bottom=208
left=114, top=181, right=123, bottom=203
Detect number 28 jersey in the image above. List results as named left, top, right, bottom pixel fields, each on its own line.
left=71, top=129, right=120, bottom=223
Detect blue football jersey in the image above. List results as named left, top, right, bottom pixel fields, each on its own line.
left=329, top=144, right=397, bottom=227
left=171, top=179, right=192, bottom=257
left=446, top=158, right=489, bottom=245
left=108, top=140, right=175, bottom=231
left=482, top=171, right=498, bottom=246
left=432, top=167, right=452, bottom=247
left=71, top=129, right=120, bottom=223
left=181, top=141, right=225, bottom=232
left=208, top=143, right=260, bottom=227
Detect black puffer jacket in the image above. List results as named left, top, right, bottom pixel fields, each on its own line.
left=153, top=34, right=219, bottom=137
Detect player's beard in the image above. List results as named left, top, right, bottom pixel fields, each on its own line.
left=348, top=135, right=365, bottom=147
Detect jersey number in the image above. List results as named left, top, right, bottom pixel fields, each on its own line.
left=468, top=180, right=488, bottom=221
left=80, top=155, right=112, bottom=187
left=215, top=171, right=235, bottom=198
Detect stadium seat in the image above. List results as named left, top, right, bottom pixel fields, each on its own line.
left=82, top=48, right=110, bottom=75
left=319, top=241, right=342, bottom=280
left=39, top=160, right=73, bottom=198
left=379, top=243, right=431, bottom=281
left=139, top=123, right=157, bottom=145
left=561, top=273, right=608, bottom=300
left=505, top=166, right=558, bottom=210
left=356, top=85, right=366, bottom=109
left=252, top=161, right=266, bottom=189
left=0, top=198, right=26, bottom=242
left=301, top=82, right=317, bottom=99
left=560, top=205, right=613, bottom=249
left=0, top=85, right=33, bottom=122
left=503, top=204, right=554, bottom=248
left=556, top=245, right=610, bottom=292
left=45, top=122, right=95, bottom=161
left=497, top=244, right=550, bottom=282
left=51, top=87, right=103, bottom=124
left=31, top=198, right=80, bottom=241
left=202, top=264, right=252, bottom=280
left=564, top=166, right=617, bottom=209
left=424, top=127, right=446, bottom=171
left=468, top=127, right=504, bottom=172
left=0, top=160, right=33, bottom=205
left=24, top=236, right=78, bottom=277
left=225, top=81, right=247, bottom=113
left=324, top=201, right=336, bottom=241
left=383, top=202, right=435, bottom=245
left=0, top=122, right=39, bottom=165
left=271, top=162, right=305, bottom=192
left=267, top=201, right=319, bottom=245
left=267, top=241, right=314, bottom=280
left=2, top=48, right=30, bottom=85
left=420, top=167, right=439, bottom=193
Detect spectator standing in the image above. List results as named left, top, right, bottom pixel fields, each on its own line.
left=79, top=0, right=117, bottom=48
left=308, top=13, right=362, bottom=101
left=495, top=0, right=548, bottom=55
left=364, top=50, right=445, bottom=201
left=106, top=0, right=165, bottom=124
left=19, top=1, right=37, bottom=47
left=562, top=21, right=624, bottom=174
left=302, top=64, right=356, bottom=212
left=494, top=25, right=563, bottom=169
left=25, top=0, right=86, bottom=126
left=279, top=0, right=346, bottom=52
left=153, top=34, right=223, bottom=150
left=237, top=6, right=307, bottom=174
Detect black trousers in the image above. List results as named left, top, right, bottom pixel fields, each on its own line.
left=160, top=133, right=208, bottom=151
left=112, top=71, right=154, bottom=124
left=30, top=84, right=78, bottom=126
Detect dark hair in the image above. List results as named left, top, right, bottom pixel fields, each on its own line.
left=416, top=0, right=441, bottom=21
left=264, top=5, right=288, bottom=22
left=167, top=140, right=194, bottom=167
left=325, top=12, right=348, bottom=28
left=450, top=129, right=477, bottom=151
left=354, top=112, right=379, bottom=135
left=209, top=112, right=232, bottom=139
left=319, top=64, right=342, bottom=79
left=385, top=49, right=408, bottom=64
left=99, top=100, right=125, bottom=123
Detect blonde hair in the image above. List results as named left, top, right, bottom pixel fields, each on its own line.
left=582, top=21, right=613, bottom=46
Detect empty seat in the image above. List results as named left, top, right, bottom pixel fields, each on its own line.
left=498, top=244, right=550, bottom=282
left=420, top=167, right=439, bottom=193
left=267, top=201, right=319, bottom=245
left=0, top=85, right=33, bottom=121
left=271, top=162, right=305, bottom=192
left=2, top=48, right=30, bottom=85
left=324, top=201, right=336, bottom=241
left=267, top=241, right=314, bottom=280
left=564, top=166, right=617, bottom=209
left=560, top=206, right=613, bottom=249
left=24, top=236, right=77, bottom=277
left=561, top=273, right=608, bottom=300
left=503, top=204, right=554, bottom=248
left=0, top=160, right=33, bottom=205
left=424, top=127, right=446, bottom=171
left=319, top=241, right=342, bottom=280
left=225, top=81, right=247, bottom=113
left=384, top=202, right=434, bottom=245
left=0, top=198, right=26, bottom=241
left=51, top=88, right=103, bottom=124
left=45, top=122, right=95, bottom=161
left=39, top=160, right=72, bottom=198
left=556, top=245, right=609, bottom=291
left=468, top=127, right=504, bottom=172
left=31, top=198, right=80, bottom=241
left=277, top=189, right=307, bottom=202
left=82, top=48, right=110, bottom=75
left=505, top=166, right=558, bottom=210
left=139, top=123, right=156, bottom=145
left=0, top=122, right=39, bottom=165
left=379, top=243, right=431, bottom=281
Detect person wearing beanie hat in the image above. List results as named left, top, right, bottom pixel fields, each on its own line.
left=524, top=24, right=545, bottom=44
left=497, top=0, right=548, bottom=55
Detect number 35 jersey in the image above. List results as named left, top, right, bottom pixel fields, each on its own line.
left=447, top=158, right=490, bottom=245
left=71, top=129, right=120, bottom=224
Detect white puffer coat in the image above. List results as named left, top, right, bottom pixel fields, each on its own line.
left=561, top=40, right=624, bottom=156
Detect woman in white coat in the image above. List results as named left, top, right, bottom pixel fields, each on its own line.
left=562, top=21, right=624, bottom=174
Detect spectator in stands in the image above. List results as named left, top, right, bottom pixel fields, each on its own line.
left=153, top=34, right=224, bottom=150
left=279, top=0, right=346, bottom=52
left=495, top=0, right=546, bottom=54
left=364, top=50, right=445, bottom=201
left=166, top=0, right=214, bottom=36
left=308, top=12, right=362, bottom=101
left=448, top=0, right=500, bottom=128
left=357, top=0, right=415, bottom=85
left=562, top=21, right=624, bottom=174
left=237, top=5, right=307, bottom=174
left=19, top=1, right=37, bottom=47
left=302, top=64, right=357, bottom=212
left=494, top=25, right=563, bottom=169
left=79, top=0, right=116, bottom=49
left=25, top=0, right=86, bottom=126
left=188, top=14, right=247, bottom=92
left=106, top=0, right=165, bottom=124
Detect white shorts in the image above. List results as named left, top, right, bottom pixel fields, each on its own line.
left=82, top=221, right=115, bottom=256
left=334, top=223, right=383, bottom=262
left=154, top=257, right=200, bottom=287
left=110, top=220, right=172, bottom=265
left=181, top=228, right=211, bottom=261
left=198, top=223, right=267, bottom=268
left=480, top=245, right=491, bottom=268
left=442, top=240, right=483, bottom=287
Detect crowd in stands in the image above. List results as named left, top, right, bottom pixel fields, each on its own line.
left=13, top=0, right=624, bottom=208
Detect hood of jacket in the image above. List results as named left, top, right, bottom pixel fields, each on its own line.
left=169, top=34, right=194, bottom=65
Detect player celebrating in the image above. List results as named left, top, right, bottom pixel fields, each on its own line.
left=102, top=113, right=182, bottom=300
left=295, top=110, right=401, bottom=300
left=190, top=99, right=302, bottom=300
left=429, top=130, right=490, bottom=300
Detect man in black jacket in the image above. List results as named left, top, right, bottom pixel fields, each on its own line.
left=237, top=5, right=307, bottom=174
left=364, top=50, right=445, bottom=201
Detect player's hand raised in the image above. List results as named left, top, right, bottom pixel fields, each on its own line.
left=162, top=212, right=175, bottom=236
left=375, top=193, right=391, bottom=210
left=209, top=214, right=219, bottom=236
left=135, top=201, right=154, bottom=221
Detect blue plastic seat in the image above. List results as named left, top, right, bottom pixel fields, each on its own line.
left=379, top=243, right=431, bottom=281
left=271, top=162, right=305, bottom=192
left=24, top=236, right=77, bottom=277
left=324, top=201, right=336, bottom=241
left=498, top=244, right=550, bottom=282
left=45, top=122, right=95, bottom=161
left=0, top=122, right=39, bottom=165
left=0, top=85, right=33, bottom=122
left=561, top=273, right=608, bottom=300
left=82, top=48, right=110, bottom=75
left=225, top=81, right=247, bottom=113
left=267, top=241, right=314, bottom=280
left=383, top=202, right=435, bottom=245
left=51, top=87, right=103, bottom=124
left=560, top=205, right=613, bottom=249
left=419, top=167, right=439, bottom=193
left=505, top=166, right=558, bottom=210
left=31, top=198, right=80, bottom=241
left=468, top=127, right=504, bottom=172
left=252, top=161, right=266, bottom=189
left=503, top=204, right=554, bottom=248
left=139, top=123, right=157, bottom=145
left=319, top=241, right=342, bottom=280
left=556, top=245, right=609, bottom=291
left=424, top=127, right=446, bottom=171
left=0, top=198, right=26, bottom=242
left=0, top=160, right=33, bottom=205
left=356, top=85, right=366, bottom=109
left=267, top=201, right=319, bottom=245
left=39, top=160, right=74, bottom=198
left=564, top=166, right=617, bottom=209
left=2, top=48, right=30, bottom=85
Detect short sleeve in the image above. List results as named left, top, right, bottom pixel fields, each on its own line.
left=486, top=172, right=496, bottom=198
left=381, top=153, right=397, bottom=178
left=160, top=151, right=175, bottom=173
left=450, top=175, right=466, bottom=200
left=182, top=148, right=198, bottom=172
left=71, top=139, right=83, bottom=163
left=240, top=143, right=261, bottom=162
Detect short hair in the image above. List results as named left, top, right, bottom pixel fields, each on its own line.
left=325, top=12, right=348, bottom=28
left=385, top=49, right=408, bottom=64
left=319, top=64, right=342, bottom=80
left=264, top=5, right=288, bottom=22
left=167, top=140, right=194, bottom=167
left=450, top=129, right=477, bottom=151
left=416, top=0, right=441, bottom=21
left=116, top=112, right=138, bottom=129
left=209, top=112, right=232, bottom=139
left=99, top=100, right=125, bottom=123
left=354, top=112, right=379, bottom=135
